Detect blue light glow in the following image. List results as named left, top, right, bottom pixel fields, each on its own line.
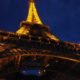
left=21, top=69, right=40, bottom=76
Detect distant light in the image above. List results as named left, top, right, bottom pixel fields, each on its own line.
left=43, top=70, right=46, bottom=72
left=45, top=64, right=50, bottom=67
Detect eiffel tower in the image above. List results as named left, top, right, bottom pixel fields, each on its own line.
left=0, top=0, right=80, bottom=80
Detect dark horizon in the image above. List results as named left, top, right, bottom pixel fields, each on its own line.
left=0, top=0, right=80, bottom=43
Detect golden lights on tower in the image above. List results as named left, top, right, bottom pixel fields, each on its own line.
left=16, top=0, right=59, bottom=42
left=16, top=0, right=43, bottom=35
left=26, top=0, right=43, bottom=24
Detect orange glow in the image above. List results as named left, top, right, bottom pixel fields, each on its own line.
left=16, top=26, right=29, bottom=35
left=16, top=0, right=42, bottom=35
left=45, top=32, right=60, bottom=41
left=26, top=0, right=43, bottom=24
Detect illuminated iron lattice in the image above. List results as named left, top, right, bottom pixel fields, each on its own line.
left=0, top=0, right=80, bottom=80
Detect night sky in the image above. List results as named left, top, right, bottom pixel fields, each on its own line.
left=0, top=0, right=80, bottom=43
